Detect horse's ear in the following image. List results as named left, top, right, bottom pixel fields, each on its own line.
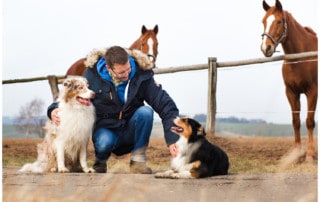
left=263, top=0, right=270, bottom=11
left=141, top=25, right=147, bottom=34
left=275, top=0, right=283, bottom=11
left=153, top=25, right=158, bottom=34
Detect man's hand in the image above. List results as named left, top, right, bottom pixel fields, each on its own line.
left=51, top=108, right=60, bottom=126
left=169, top=143, right=178, bottom=157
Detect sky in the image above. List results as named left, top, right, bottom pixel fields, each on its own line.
left=2, top=0, right=319, bottom=124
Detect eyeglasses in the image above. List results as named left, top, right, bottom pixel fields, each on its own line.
left=111, top=66, right=131, bottom=77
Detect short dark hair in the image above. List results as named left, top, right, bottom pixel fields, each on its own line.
left=104, top=46, right=129, bottom=68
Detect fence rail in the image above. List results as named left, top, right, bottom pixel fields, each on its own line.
left=153, top=51, right=318, bottom=74
left=2, top=51, right=318, bottom=133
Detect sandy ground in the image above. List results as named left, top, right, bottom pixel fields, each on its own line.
left=3, top=168, right=317, bottom=202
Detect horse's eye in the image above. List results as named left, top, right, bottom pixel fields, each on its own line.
left=277, top=20, right=282, bottom=24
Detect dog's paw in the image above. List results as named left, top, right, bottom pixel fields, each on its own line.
left=170, top=172, right=193, bottom=179
left=193, top=160, right=201, bottom=168
left=83, top=167, right=96, bottom=173
left=154, top=170, right=174, bottom=178
left=154, top=172, right=167, bottom=178
left=49, top=167, right=57, bottom=172
left=170, top=173, right=181, bottom=179
left=58, top=167, right=70, bottom=173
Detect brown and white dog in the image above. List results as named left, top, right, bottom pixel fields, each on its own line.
left=155, top=117, right=229, bottom=179
left=19, top=76, right=95, bottom=173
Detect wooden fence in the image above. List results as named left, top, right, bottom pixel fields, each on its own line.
left=3, top=51, right=318, bottom=134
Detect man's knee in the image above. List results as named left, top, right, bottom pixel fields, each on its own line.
left=93, top=129, right=116, bottom=153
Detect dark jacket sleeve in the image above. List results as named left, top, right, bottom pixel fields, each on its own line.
left=143, top=77, right=180, bottom=146
left=47, top=102, right=59, bottom=120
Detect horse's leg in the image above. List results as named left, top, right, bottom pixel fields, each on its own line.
left=305, top=88, right=317, bottom=162
left=285, top=88, right=301, bottom=149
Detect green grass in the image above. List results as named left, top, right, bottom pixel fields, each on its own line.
left=215, top=122, right=318, bottom=137
left=3, top=156, right=36, bottom=167
left=228, top=155, right=278, bottom=174
left=3, top=124, right=40, bottom=138
left=5, top=154, right=317, bottom=174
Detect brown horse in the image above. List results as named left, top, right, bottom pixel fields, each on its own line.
left=261, top=0, right=318, bottom=162
left=66, top=25, right=158, bottom=76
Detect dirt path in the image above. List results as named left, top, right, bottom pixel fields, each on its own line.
left=3, top=167, right=317, bottom=202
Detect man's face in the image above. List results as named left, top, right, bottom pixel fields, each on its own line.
left=107, top=60, right=131, bottom=82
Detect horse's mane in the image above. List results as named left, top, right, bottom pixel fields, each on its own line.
left=285, top=11, right=317, bottom=37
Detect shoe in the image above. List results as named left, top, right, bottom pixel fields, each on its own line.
left=130, top=160, right=152, bottom=174
left=93, top=159, right=107, bottom=173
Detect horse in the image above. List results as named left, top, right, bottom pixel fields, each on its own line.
left=261, top=0, right=318, bottom=162
left=66, top=25, right=158, bottom=76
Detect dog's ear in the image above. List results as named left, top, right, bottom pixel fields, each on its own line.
left=63, top=79, right=73, bottom=89
left=197, top=125, right=206, bottom=136
left=188, top=118, right=205, bottom=136
left=64, top=78, right=80, bottom=91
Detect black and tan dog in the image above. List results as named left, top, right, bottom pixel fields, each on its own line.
left=155, top=117, right=229, bottom=179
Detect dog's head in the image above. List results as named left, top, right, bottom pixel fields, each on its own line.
left=171, top=117, right=206, bottom=141
left=61, top=76, right=95, bottom=105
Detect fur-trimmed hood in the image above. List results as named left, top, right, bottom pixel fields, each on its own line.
left=84, top=48, right=154, bottom=70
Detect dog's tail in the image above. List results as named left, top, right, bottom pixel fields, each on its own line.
left=18, top=161, right=45, bottom=173
left=18, top=141, right=51, bottom=173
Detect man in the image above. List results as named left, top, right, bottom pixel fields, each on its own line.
left=48, top=46, right=179, bottom=174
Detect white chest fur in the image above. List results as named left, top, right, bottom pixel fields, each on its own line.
left=57, top=101, right=95, bottom=142
left=171, top=136, right=189, bottom=170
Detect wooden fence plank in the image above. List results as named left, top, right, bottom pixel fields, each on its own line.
left=206, top=57, right=217, bottom=134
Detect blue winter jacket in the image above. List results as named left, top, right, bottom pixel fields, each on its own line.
left=48, top=49, right=179, bottom=146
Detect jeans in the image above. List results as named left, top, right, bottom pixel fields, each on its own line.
left=92, top=106, right=154, bottom=161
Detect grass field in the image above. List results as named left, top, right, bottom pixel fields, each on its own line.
left=151, top=122, right=318, bottom=138
left=215, top=122, right=318, bottom=137
left=3, top=120, right=318, bottom=174
left=3, top=135, right=318, bottom=174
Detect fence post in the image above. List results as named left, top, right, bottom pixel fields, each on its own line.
left=206, top=57, right=217, bottom=135
left=47, top=75, right=59, bottom=101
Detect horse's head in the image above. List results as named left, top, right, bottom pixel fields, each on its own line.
left=130, top=25, right=158, bottom=66
left=260, top=0, right=287, bottom=57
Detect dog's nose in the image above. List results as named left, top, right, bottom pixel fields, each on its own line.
left=91, top=91, right=95, bottom=98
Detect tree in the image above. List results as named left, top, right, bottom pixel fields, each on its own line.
left=15, top=98, right=46, bottom=137
left=193, top=114, right=207, bottom=122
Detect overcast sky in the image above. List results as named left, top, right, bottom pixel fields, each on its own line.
left=2, top=0, right=319, bottom=124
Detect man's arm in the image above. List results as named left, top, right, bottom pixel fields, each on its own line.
left=143, top=77, right=180, bottom=147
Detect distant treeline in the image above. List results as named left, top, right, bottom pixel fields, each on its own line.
left=193, top=114, right=267, bottom=124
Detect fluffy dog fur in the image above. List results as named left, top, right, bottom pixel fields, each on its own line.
left=155, top=117, right=229, bottom=179
left=19, top=76, right=96, bottom=173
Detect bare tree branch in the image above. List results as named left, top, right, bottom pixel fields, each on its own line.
left=15, top=98, right=46, bottom=138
